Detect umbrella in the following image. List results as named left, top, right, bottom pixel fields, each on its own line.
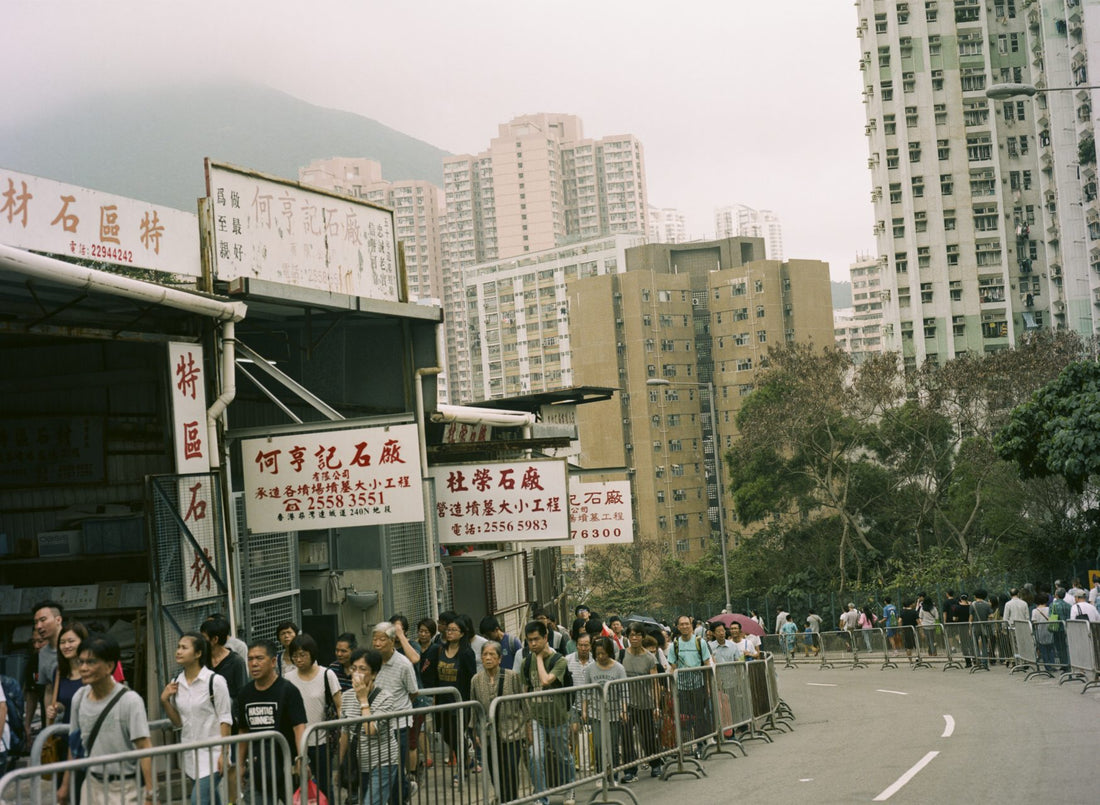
left=624, top=613, right=660, bottom=627
left=708, top=612, right=765, bottom=637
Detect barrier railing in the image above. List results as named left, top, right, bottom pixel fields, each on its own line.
left=815, top=629, right=869, bottom=669
left=298, top=690, right=487, bottom=805
left=0, top=730, right=292, bottom=805
left=487, top=681, right=603, bottom=804
left=1059, top=619, right=1099, bottom=691
left=29, top=718, right=177, bottom=766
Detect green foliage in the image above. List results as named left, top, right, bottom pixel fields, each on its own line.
left=996, top=360, right=1100, bottom=492
left=1080, top=133, right=1096, bottom=166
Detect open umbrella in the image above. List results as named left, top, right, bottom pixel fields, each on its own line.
left=624, top=613, right=660, bottom=627
left=708, top=612, right=765, bottom=637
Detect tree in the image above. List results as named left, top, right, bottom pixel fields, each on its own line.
left=996, top=359, right=1100, bottom=492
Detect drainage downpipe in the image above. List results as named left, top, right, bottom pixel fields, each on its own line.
left=207, top=320, right=236, bottom=469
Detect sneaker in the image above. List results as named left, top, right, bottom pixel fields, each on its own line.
left=621, top=773, right=637, bottom=784
left=564, top=796, right=576, bottom=805
left=650, top=763, right=663, bottom=778
left=406, top=779, right=418, bottom=801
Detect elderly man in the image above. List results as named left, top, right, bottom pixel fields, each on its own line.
left=371, top=621, right=419, bottom=803
left=1071, top=590, right=1100, bottom=622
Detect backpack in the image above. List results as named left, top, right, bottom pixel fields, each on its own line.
left=521, top=651, right=574, bottom=704
left=1047, top=608, right=1061, bottom=632
left=669, top=636, right=704, bottom=666
left=0, top=675, right=27, bottom=755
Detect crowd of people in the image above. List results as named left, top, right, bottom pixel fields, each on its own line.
left=3, top=601, right=781, bottom=805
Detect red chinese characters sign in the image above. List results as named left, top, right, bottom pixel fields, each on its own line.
left=569, top=480, right=633, bottom=544
left=240, top=423, right=423, bottom=532
left=0, top=168, right=200, bottom=276
left=429, top=459, right=569, bottom=544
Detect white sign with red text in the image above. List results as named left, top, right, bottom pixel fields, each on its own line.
left=167, top=342, right=220, bottom=601
left=569, top=480, right=633, bottom=544
left=241, top=423, right=422, bottom=533
left=429, top=459, right=569, bottom=544
left=1, top=167, right=200, bottom=276
left=205, top=161, right=400, bottom=301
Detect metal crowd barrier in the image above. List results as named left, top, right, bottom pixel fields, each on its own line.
left=487, top=681, right=603, bottom=804
left=298, top=689, right=487, bottom=805
left=1010, top=619, right=1055, bottom=681
left=29, top=718, right=177, bottom=766
left=0, top=730, right=292, bottom=805
left=1059, top=619, right=1100, bottom=692
left=815, top=629, right=869, bottom=669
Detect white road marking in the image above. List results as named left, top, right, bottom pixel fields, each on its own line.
left=876, top=689, right=908, bottom=695
left=942, top=714, right=955, bottom=737
left=873, top=751, right=939, bottom=801
left=806, top=682, right=837, bottom=687
left=799, top=778, right=814, bottom=782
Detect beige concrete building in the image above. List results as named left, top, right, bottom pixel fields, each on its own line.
left=441, top=114, right=648, bottom=403
left=570, top=238, right=834, bottom=562
left=299, top=157, right=444, bottom=302
left=856, top=0, right=1100, bottom=368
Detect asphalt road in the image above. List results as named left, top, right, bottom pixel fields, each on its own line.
left=604, top=663, right=1100, bottom=804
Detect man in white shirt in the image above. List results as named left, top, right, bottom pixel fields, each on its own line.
left=371, top=622, right=419, bottom=801
left=774, top=609, right=789, bottom=636
left=1070, top=591, right=1100, bottom=622
left=1002, top=588, right=1030, bottom=624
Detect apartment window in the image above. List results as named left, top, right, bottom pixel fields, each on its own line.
left=893, top=217, right=906, bottom=238
left=755, top=280, right=764, bottom=293
left=958, top=34, right=984, bottom=58
left=881, top=80, right=893, bottom=101
left=1007, top=137, right=1018, bottom=157
left=918, top=246, right=931, bottom=268
left=878, top=46, right=891, bottom=68
left=924, top=318, right=937, bottom=338
left=758, top=330, right=767, bottom=343
left=909, top=142, right=922, bottom=163
left=998, top=35, right=1008, bottom=55
left=970, top=169, right=996, bottom=197
left=884, top=114, right=896, bottom=135
left=941, top=174, right=954, bottom=195
left=756, top=305, right=766, bottom=318
left=921, top=283, right=934, bottom=303
left=887, top=149, right=899, bottom=169
left=903, top=72, right=916, bottom=93
left=890, top=182, right=903, bottom=204
left=895, top=252, right=908, bottom=273
left=915, top=211, right=927, bottom=233
left=967, top=134, right=992, bottom=162
left=736, top=358, right=753, bottom=371
left=943, top=209, right=956, bottom=230
left=1010, top=33, right=1020, bottom=53
left=950, top=281, right=963, bottom=301
left=961, top=68, right=986, bottom=92
left=900, top=38, right=914, bottom=59
left=946, top=244, right=959, bottom=266
left=875, top=13, right=888, bottom=33
left=931, top=69, right=944, bottom=91
left=976, top=240, right=1002, bottom=266
left=926, top=2, right=937, bottom=23
left=897, top=3, right=909, bottom=23
left=906, top=106, right=919, bottom=127
left=963, top=100, right=989, bottom=127
left=912, top=176, right=924, bottom=198
left=1019, top=135, right=1029, bottom=155
left=937, top=139, right=950, bottom=160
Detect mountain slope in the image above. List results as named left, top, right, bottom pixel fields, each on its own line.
left=0, top=83, right=450, bottom=212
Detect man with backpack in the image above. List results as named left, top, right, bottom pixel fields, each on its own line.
left=668, top=614, right=714, bottom=759
left=521, top=620, right=575, bottom=805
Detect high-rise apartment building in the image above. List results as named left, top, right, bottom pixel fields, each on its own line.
left=441, top=114, right=648, bottom=403
left=857, top=0, right=1100, bottom=368
left=464, top=234, right=645, bottom=400
left=570, top=238, right=834, bottom=562
left=299, top=158, right=444, bottom=302
left=835, top=255, right=886, bottom=363
left=648, top=206, right=689, bottom=243
left=714, top=204, right=785, bottom=261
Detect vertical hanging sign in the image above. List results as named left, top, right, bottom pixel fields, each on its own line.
left=168, top=342, right=219, bottom=601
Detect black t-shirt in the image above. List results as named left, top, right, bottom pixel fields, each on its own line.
left=899, top=608, right=919, bottom=628
left=213, top=650, right=249, bottom=701
left=943, top=597, right=958, bottom=622
left=234, top=677, right=307, bottom=764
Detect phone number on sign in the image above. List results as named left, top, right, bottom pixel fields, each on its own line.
left=475, top=519, right=550, bottom=534
left=294, top=491, right=386, bottom=511
left=89, top=244, right=135, bottom=262
left=572, top=527, right=624, bottom=540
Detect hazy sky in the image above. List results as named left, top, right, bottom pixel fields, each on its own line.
left=7, top=0, right=873, bottom=281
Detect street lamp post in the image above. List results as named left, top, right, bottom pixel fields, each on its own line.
left=986, top=82, right=1100, bottom=100
left=646, top=377, right=732, bottom=612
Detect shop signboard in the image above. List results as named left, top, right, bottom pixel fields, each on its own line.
left=167, top=342, right=220, bottom=601
left=568, top=479, right=633, bottom=544
left=429, top=458, right=569, bottom=544
left=240, top=423, right=422, bottom=533
left=0, top=167, right=200, bottom=276
left=205, top=160, right=400, bottom=301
